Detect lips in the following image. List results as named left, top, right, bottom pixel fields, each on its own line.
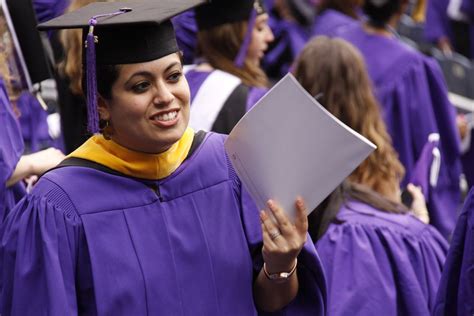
left=149, top=109, right=180, bottom=127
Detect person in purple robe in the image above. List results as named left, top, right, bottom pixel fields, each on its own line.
left=425, top=0, right=473, bottom=58
left=434, top=187, right=474, bottom=314
left=0, top=2, right=327, bottom=315
left=312, top=0, right=362, bottom=37
left=0, top=75, right=64, bottom=222
left=293, top=36, right=448, bottom=314
left=261, top=0, right=316, bottom=80
left=326, top=0, right=463, bottom=239
left=185, top=0, right=275, bottom=134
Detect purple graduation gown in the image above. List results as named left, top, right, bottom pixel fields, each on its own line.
left=316, top=200, right=448, bottom=315
left=0, top=133, right=326, bottom=315
left=336, top=23, right=462, bottom=239
left=434, top=187, right=474, bottom=314
left=0, top=79, right=25, bottom=222
left=312, top=9, right=358, bottom=37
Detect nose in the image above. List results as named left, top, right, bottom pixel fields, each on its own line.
left=265, top=26, right=274, bottom=44
left=153, top=83, right=175, bottom=107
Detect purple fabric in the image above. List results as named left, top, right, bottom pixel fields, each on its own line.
left=425, top=0, right=452, bottom=43
left=172, top=11, right=198, bottom=65
left=409, top=136, right=439, bottom=198
left=0, top=79, right=25, bottom=222
left=336, top=23, right=462, bottom=239
left=262, top=15, right=310, bottom=79
left=16, top=92, right=60, bottom=153
left=312, top=9, right=358, bottom=37
left=0, top=133, right=326, bottom=315
left=434, top=187, right=474, bottom=315
left=32, top=0, right=69, bottom=23
left=247, top=87, right=268, bottom=111
left=316, top=200, right=448, bottom=315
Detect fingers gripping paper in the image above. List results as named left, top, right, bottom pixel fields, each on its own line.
left=224, top=74, right=376, bottom=222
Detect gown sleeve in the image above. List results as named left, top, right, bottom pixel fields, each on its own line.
left=228, top=157, right=327, bottom=315
left=0, top=178, right=90, bottom=316
left=0, top=79, right=24, bottom=221
left=316, top=209, right=448, bottom=316
left=378, top=55, right=461, bottom=238
left=434, top=187, right=474, bottom=315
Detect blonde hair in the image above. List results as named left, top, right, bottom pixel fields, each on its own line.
left=293, top=36, right=405, bottom=199
left=197, top=21, right=269, bottom=88
left=58, top=0, right=113, bottom=95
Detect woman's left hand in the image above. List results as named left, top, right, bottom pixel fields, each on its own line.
left=260, top=197, right=308, bottom=273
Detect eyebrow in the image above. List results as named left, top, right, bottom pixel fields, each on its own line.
left=124, top=61, right=182, bottom=85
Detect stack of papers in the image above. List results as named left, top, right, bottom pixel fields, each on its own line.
left=224, top=74, right=376, bottom=221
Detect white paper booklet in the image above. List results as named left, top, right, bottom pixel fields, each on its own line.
left=224, top=74, right=376, bottom=221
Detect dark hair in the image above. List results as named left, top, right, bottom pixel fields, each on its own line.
left=308, top=181, right=408, bottom=241
left=318, top=0, right=364, bottom=19
left=96, top=64, right=120, bottom=100
left=363, top=0, right=402, bottom=28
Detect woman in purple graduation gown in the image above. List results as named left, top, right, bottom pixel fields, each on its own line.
left=434, top=187, right=474, bottom=315
left=293, top=36, right=448, bottom=315
left=328, top=0, right=463, bottom=239
left=185, top=0, right=275, bottom=134
left=0, top=1, right=326, bottom=315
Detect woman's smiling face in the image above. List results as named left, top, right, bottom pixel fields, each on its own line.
left=99, top=53, right=190, bottom=154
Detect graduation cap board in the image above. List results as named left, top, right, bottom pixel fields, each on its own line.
left=38, top=0, right=208, bottom=133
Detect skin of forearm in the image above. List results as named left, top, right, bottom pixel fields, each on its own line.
left=6, top=156, right=33, bottom=187
left=253, top=269, right=299, bottom=312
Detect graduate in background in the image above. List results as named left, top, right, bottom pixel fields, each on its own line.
left=185, top=0, right=274, bottom=134
left=434, top=187, right=474, bottom=314
left=0, top=0, right=64, bottom=222
left=261, top=0, right=317, bottom=81
left=0, top=75, right=63, bottom=223
left=0, top=1, right=327, bottom=315
left=425, top=0, right=473, bottom=58
left=293, top=36, right=448, bottom=315
left=329, top=0, right=462, bottom=239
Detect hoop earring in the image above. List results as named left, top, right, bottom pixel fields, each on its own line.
left=100, top=119, right=113, bottom=140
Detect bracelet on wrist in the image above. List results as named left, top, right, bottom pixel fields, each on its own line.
left=263, top=258, right=297, bottom=283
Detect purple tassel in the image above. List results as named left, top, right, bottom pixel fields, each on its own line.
left=84, top=8, right=132, bottom=134
left=86, top=18, right=99, bottom=134
left=234, top=8, right=258, bottom=68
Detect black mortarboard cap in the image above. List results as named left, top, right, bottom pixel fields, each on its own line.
left=37, top=0, right=207, bottom=134
left=4, top=0, right=51, bottom=86
left=195, top=0, right=266, bottom=30
left=38, top=0, right=208, bottom=64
